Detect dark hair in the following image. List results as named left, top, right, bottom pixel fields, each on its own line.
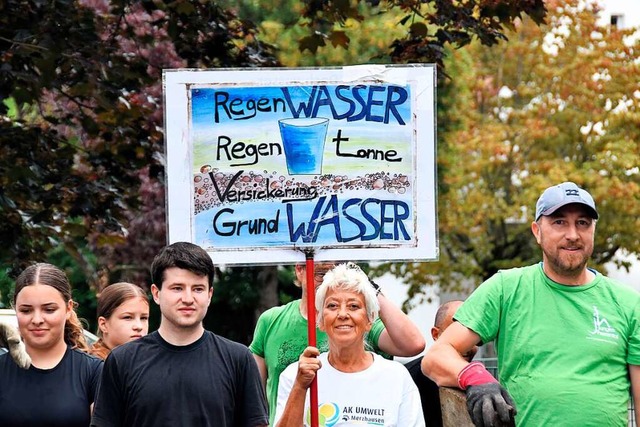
left=150, top=242, right=215, bottom=290
left=90, top=282, right=149, bottom=359
left=13, top=263, right=89, bottom=352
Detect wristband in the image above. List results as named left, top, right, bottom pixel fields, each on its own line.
left=457, top=361, right=498, bottom=390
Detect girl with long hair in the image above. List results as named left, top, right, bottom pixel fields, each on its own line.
left=90, top=282, right=149, bottom=359
left=0, top=263, right=103, bottom=426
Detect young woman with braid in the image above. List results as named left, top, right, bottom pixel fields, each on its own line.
left=0, top=263, right=103, bottom=427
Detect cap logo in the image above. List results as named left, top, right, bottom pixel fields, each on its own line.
left=565, top=189, right=579, bottom=197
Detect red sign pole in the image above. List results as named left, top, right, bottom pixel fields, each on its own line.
left=305, top=250, right=318, bottom=427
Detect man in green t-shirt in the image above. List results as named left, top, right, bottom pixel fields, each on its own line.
left=421, top=182, right=640, bottom=427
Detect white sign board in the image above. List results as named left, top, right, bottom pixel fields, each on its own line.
left=164, top=64, right=438, bottom=264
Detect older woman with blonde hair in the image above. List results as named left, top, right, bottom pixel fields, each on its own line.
left=274, top=262, right=425, bottom=426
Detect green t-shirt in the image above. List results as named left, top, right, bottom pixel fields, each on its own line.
left=249, top=299, right=385, bottom=425
left=455, top=263, right=640, bottom=426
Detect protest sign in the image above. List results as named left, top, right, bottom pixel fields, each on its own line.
left=164, top=65, right=437, bottom=264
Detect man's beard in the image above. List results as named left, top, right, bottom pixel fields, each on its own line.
left=544, top=247, right=591, bottom=279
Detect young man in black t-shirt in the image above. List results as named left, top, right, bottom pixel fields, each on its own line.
left=91, top=242, right=268, bottom=427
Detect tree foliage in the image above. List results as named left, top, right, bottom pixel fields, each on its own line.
left=0, top=0, right=276, bottom=281
left=1, top=0, right=551, bottom=336
left=224, top=0, right=546, bottom=68
left=297, top=0, right=545, bottom=68
left=376, top=0, right=640, bottom=307
left=0, top=0, right=278, bottom=337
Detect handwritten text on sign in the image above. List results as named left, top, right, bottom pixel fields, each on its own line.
left=191, top=83, right=415, bottom=250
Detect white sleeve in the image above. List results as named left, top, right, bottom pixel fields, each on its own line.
left=397, top=369, right=426, bottom=427
left=273, top=362, right=299, bottom=425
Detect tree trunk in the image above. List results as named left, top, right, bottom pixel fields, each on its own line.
left=255, top=265, right=279, bottom=323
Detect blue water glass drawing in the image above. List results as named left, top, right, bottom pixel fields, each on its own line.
left=278, top=118, right=329, bottom=175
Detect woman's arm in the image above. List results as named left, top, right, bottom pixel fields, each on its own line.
left=275, top=347, right=321, bottom=427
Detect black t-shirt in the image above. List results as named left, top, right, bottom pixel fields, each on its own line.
left=405, top=356, right=442, bottom=427
left=0, top=346, right=103, bottom=427
left=91, top=330, right=268, bottom=427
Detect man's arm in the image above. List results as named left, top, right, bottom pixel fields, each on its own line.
left=241, top=350, right=270, bottom=427
left=376, top=293, right=426, bottom=357
left=422, top=322, right=516, bottom=426
left=630, top=364, right=640, bottom=424
left=421, top=321, right=480, bottom=386
left=253, top=354, right=267, bottom=392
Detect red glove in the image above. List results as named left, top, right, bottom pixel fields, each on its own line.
left=458, top=362, right=517, bottom=427
left=457, top=361, right=498, bottom=390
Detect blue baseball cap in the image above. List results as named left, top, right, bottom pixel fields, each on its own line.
left=535, top=182, right=598, bottom=220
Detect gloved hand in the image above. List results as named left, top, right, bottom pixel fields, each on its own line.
left=458, top=362, right=516, bottom=427
left=0, top=322, right=31, bottom=369
left=466, top=382, right=516, bottom=427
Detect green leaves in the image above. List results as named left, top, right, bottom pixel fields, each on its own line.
left=0, top=0, right=559, bottom=326
left=0, top=0, right=278, bottom=284
left=271, top=0, right=548, bottom=71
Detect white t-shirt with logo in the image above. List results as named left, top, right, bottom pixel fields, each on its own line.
left=274, top=352, right=424, bottom=427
